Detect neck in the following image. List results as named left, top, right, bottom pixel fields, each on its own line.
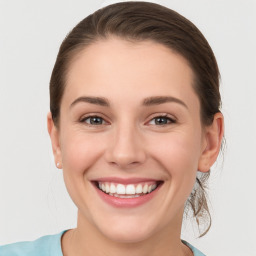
left=61, top=211, right=192, bottom=256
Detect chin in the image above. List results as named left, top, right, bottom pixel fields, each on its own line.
left=93, top=215, right=161, bottom=244
left=101, top=224, right=155, bottom=243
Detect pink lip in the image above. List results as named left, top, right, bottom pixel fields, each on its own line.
left=93, top=177, right=159, bottom=184
left=92, top=178, right=163, bottom=208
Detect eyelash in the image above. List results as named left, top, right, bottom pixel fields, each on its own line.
left=148, top=114, right=176, bottom=126
left=80, top=115, right=108, bottom=126
left=80, top=114, right=176, bottom=127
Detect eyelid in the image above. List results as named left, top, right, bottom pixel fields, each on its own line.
left=79, top=113, right=110, bottom=125
left=78, top=113, right=176, bottom=126
left=146, top=113, right=177, bottom=125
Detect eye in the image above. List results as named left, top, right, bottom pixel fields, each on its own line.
left=148, top=115, right=176, bottom=125
left=81, top=116, right=107, bottom=125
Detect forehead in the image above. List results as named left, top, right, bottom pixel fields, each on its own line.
left=63, top=37, right=199, bottom=110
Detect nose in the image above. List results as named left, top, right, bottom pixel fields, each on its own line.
left=105, top=123, right=146, bottom=169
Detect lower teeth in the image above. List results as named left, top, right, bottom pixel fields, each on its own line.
left=100, top=189, right=155, bottom=198
left=111, top=194, right=141, bottom=198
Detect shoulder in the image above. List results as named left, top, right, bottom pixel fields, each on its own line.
left=182, top=240, right=206, bottom=256
left=0, top=230, right=66, bottom=256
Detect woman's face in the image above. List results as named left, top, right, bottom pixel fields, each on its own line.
left=50, top=38, right=209, bottom=242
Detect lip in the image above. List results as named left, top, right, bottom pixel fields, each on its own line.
left=92, top=178, right=163, bottom=208
left=94, top=177, right=159, bottom=184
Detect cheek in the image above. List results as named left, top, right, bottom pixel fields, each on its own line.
left=60, top=130, right=104, bottom=175
left=59, top=130, right=106, bottom=211
left=152, top=130, right=201, bottom=168
left=149, top=131, right=201, bottom=191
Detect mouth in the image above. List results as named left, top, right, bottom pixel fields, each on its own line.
left=95, top=180, right=162, bottom=198
left=91, top=178, right=163, bottom=207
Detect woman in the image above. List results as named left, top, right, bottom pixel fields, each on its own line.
left=0, top=1, right=224, bottom=255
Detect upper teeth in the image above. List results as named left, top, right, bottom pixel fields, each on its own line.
left=98, top=182, right=157, bottom=195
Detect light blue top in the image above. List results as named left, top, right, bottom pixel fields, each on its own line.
left=0, top=230, right=205, bottom=256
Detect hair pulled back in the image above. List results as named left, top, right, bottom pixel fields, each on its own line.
left=50, top=1, right=222, bottom=237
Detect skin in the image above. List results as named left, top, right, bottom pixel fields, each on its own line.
left=48, top=37, right=224, bottom=256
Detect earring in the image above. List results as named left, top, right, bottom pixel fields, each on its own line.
left=56, top=162, right=61, bottom=168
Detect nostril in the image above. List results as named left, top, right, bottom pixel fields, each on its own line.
left=104, top=137, right=147, bottom=167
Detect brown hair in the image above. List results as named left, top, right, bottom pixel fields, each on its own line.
left=50, top=1, right=222, bottom=237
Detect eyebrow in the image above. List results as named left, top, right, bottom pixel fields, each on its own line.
left=70, top=95, right=188, bottom=109
left=142, top=96, right=188, bottom=109
left=70, top=96, right=110, bottom=108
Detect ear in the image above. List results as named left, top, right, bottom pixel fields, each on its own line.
left=198, top=112, right=224, bottom=172
left=47, top=112, right=62, bottom=168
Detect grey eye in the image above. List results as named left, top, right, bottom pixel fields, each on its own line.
left=83, top=116, right=105, bottom=125
left=148, top=116, right=175, bottom=125
left=154, top=117, right=169, bottom=125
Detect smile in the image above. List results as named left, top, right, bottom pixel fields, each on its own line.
left=93, top=179, right=163, bottom=207
left=97, top=181, right=159, bottom=198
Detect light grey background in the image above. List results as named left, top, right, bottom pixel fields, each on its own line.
left=0, top=1, right=255, bottom=255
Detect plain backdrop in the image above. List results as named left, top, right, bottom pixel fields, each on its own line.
left=0, top=0, right=256, bottom=255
